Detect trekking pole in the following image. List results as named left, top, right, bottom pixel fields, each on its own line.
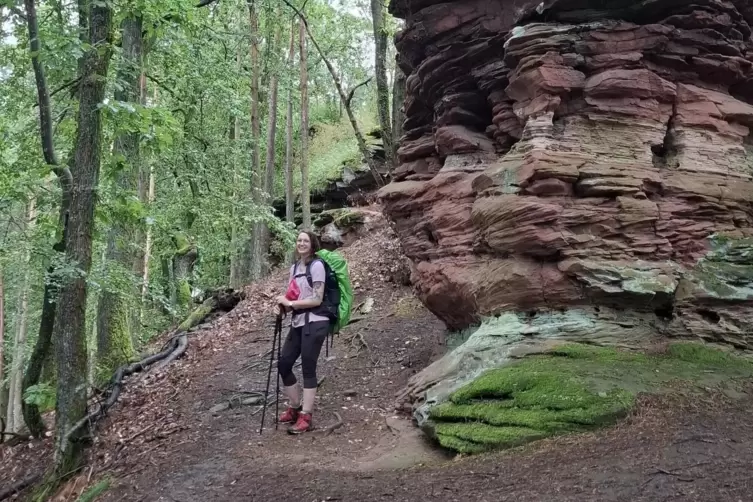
left=259, top=309, right=282, bottom=434
left=274, top=312, right=282, bottom=430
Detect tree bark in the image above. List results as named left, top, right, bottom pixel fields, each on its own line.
left=131, top=71, right=149, bottom=343
left=6, top=198, right=36, bottom=433
left=299, top=20, right=311, bottom=227
left=229, top=43, right=244, bottom=288
left=285, top=20, right=296, bottom=262
left=53, top=0, right=113, bottom=472
left=0, top=267, right=5, bottom=425
left=21, top=0, right=75, bottom=438
left=246, top=0, right=264, bottom=282
left=259, top=25, right=281, bottom=276
left=391, top=64, right=405, bottom=161
left=370, top=0, right=394, bottom=170
left=286, top=1, right=385, bottom=187
left=95, top=14, right=143, bottom=379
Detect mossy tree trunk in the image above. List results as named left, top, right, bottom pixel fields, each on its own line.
left=53, top=0, right=113, bottom=472
left=371, top=0, right=394, bottom=171
left=95, top=13, right=143, bottom=378
left=172, top=232, right=199, bottom=308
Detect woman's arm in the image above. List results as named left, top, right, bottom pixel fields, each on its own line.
left=288, top=281, right=324, bottom=309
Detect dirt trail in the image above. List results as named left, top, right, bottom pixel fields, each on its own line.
left=97, top=282, right=753, bottom=502
left=4, top=224, right=753, bottom=501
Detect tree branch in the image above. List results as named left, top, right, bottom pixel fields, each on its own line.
left=6, top=4, right=27, bottom=20
left=23, top=0, right=73, bottom=185
left=346, top=77, right=372, bottom=108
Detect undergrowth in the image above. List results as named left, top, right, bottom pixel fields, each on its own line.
left=430, top=342, right=753, bottom=454
left=289, top=113, right=378, bottom=195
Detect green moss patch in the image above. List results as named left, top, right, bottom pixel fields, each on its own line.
left=314, top=208, right=365, bottom=229
left=428, top=342, right=753, bottom=454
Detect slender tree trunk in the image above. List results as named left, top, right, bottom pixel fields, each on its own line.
left=131, top=72, right=149, bottom=343
left=299, top=20, right=311, bottom=228
left=391, top=65, right=405, bottom=161
left=54, top=0, right=113, bottom=471
left=258, top=25, right=281, bottom=277
left=0, top=267, right=6, bottom=426
left=285, top=21, right=296, bottom=262
left=21, top=0, right=75, bottom=438
left=229, top=41, right=244, bottom=287
left=95, top=14, right=142, bottom=379
left=140, top=164, right=155, bottom=302
left=370, top=0, right=394, bottom=170
left=247, top=0, right=263, bottom=281
left=6, top=198, right=37, bottom=433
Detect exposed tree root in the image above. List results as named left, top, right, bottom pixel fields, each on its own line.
left=1, top=289, right=244, bottom=502
left=322, top=412, right=344, bottom=437
left=0, top=474, right=42, bottom=501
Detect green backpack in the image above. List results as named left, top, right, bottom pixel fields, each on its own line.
left=297, top=249, right=354, bottom=333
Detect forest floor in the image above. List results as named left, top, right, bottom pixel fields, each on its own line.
left=4, top=220, right=753, bottom=501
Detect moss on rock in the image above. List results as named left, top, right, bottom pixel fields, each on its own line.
left=314, top=208, right=366, bottom=230
left=427, top=342, right=753, bottom=455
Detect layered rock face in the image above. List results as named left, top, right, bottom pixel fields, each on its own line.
left=382, top=0, right=753, bottom=421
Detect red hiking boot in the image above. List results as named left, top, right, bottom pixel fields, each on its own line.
left=287, top=412, right=313, bottom=434
left=279, top=406, right=300, bottom=424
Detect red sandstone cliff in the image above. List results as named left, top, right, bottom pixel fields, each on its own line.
left=381, top=0, right=753, bottom=351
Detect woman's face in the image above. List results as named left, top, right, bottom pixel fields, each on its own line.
left=296, top=232, right=312, bottom=257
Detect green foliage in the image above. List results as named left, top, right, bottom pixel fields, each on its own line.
left=301, top=112, right=378, bottom=195
left=1, top=0, right=389, bottom=413
left=76, top=478, right=112, bottom=502
left=23, top=382, right=56, bottom=412
left=430, top=342, right=753, bottom=454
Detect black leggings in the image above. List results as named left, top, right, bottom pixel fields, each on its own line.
left=277, top=321, right=329, bottom=389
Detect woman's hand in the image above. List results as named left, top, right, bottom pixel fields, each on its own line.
left=276, top=295, right=293, bottom=309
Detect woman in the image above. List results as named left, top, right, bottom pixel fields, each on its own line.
left=275, top=230, right=330, bottom=434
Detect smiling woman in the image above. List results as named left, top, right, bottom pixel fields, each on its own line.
left=274, top=230, right=331, bottom=434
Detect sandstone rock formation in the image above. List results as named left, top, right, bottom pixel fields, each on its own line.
left=381, top=0, right=753, bottom=432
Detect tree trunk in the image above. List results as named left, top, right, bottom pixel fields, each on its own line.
left=259, top=25, right=281, bottom=276
left=229, top=41, right=244, bottom=288
left=131, top=72, right=149, bottom=343
left=391, top=65, right=405, bottom=162
left=54, top=0, right=113, bottom=472
left=286, top=1, right=385, bottom=188
left=21, top=0, right=75, bottom=439
left=371, top=0, right=394, bottom=170
left=285, top=20, right=296, bottom=262
left=6, top=198, right=37, bottom=433
left=136, top=160, right=155, bottom=317
left=299, top=20, right=311, bottom=228
left=247, top=0, right=264, bottom=281
left=95, top=14, right=142, bottom=379
left=0, top=267, right=6, bottom=426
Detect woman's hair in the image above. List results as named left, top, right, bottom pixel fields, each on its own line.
left=295, top=230, right=321, bottom=263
